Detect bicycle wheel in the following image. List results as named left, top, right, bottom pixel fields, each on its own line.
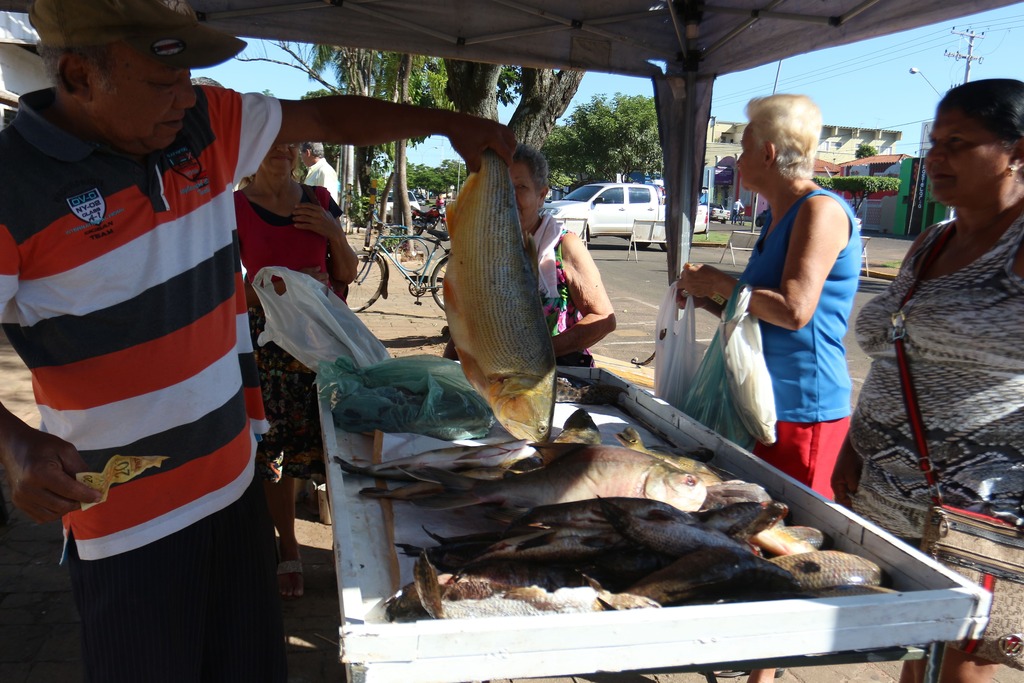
left=391, top=235, right=430, bottom=274
left=346, top=252, right=387, bottom=312
left=429, top=254, right=449, bottom=311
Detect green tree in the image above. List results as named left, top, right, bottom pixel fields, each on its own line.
left=406, top=163, right=446, bottom=196
left=815, top=175, right=901, bottom=214
left=545, top=94, right=662, bottom=183
left=855, top=143, right=878, bottom=159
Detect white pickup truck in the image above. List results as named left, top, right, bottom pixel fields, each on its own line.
left=541, top=182, right=708, bottom=246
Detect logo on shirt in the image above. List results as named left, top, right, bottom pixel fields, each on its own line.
left=167, top=146, right=204, bottom=181
left=67, top=189, right=106, bottom=225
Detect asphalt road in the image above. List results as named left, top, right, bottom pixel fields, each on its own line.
left=585, top=226, right=913, bottom=407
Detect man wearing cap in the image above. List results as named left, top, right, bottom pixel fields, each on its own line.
left=0, top=0, right=515, bottom=680
left=300, top=141, right=340, bottom=204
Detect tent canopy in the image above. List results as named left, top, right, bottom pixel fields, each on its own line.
left=2, top=0, right=1016, bottom=273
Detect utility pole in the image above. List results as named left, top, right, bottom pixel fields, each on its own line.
left=945, top=28, right=984, bottom=84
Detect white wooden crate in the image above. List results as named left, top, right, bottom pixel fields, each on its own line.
left=320, top=368, right=989, bottom=683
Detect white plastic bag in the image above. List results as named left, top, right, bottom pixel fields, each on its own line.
left=653, top=281, right=700, bottom=410
left=721, top=284, right=776, bottom=445
left=251, top=266, right=390, bottom=371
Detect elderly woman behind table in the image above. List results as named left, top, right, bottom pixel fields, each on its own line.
left=678, top=94, right=861, bottom=499
left=445, top=144, right=615, bottom=366
left=831, top=79, right=1024, bottom=683
left=511, top=144, right=616, bottom=366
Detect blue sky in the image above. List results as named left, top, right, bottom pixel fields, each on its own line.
left=194, top=3, right=1024, bottom=166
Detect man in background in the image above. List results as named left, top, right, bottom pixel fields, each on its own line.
left=301, top=142, right=340, bottom=204
left=731, top=197, right=745, bottom=223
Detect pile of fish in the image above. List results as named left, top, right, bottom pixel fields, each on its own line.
left=335, top=409, right=891, bottom=622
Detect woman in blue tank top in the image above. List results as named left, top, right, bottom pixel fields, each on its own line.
left=679, top=93, right=861, bottom=501
left=682, top=93, right=860, bottom=683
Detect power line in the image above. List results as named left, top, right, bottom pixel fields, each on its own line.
left=711, top=16, right=1024, bottom=108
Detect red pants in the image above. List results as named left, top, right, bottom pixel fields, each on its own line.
left=753, top=417, right=850, bottom=499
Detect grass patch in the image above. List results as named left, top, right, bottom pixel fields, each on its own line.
left=693, top=230, right=731, bottom=244
left=878, top=260, right=903, bottom=269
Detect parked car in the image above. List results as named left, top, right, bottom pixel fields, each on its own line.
left=542, top=183, right=661, bottom=241
left=709, top=203, right=729, bottom=223
left=384, top=190, right=421, bottom=221
left=542, top=183, right=708, bottom=244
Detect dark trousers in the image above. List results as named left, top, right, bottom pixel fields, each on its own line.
left=68, top=475, right=287, bottom=683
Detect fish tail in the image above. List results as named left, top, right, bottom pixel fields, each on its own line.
left=413, top=553, right=445, bottom=618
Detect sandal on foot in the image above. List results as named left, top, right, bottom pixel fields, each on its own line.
left=277, top=559, right=304, bottom=599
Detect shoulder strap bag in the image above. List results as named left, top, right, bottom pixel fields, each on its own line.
left=893, top=225, right=1024, bottom=668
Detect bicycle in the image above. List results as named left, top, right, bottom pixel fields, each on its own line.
left=346, top=217, right=451, bottom=313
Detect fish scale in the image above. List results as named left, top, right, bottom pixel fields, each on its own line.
left=444, top=150, right=556, bottom=442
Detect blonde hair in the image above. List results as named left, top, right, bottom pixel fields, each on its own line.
left=745, top=94, right=821, bottom=179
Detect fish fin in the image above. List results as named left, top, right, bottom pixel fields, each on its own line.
left=452, top=350, right=489, bottom=399
left=403, top=466, right=475, bottom=490
left=562, top=408, right=596, bottom=430
left=484, top=506, right=531, bottom=526
left=413, top=553, right=445, bottom=619
left=530, top=442, right=585, bottom=465
left=334, top=457, right=373, bottom=477
left=620, top=426, right=644, bottom=444
left=498, top=529, right=557, bottom=551
left=599, top=591, right=662, bottom=611
left=359, top=481, right=444, bottom=500
left=640, top=507, right=682, bottom=522
left=596, top=497, right=628, bottom=527
left=444, top=167, right=481, bottom=235
left=395, top=543, right=423, bottom=557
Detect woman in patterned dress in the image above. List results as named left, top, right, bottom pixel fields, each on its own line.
left=236, top=142, right=357, bottom=598
left=832, top=79, right=1024, bottom=682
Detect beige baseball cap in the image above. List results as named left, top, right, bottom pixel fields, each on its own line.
left=29, top=0, right=246, bottom=68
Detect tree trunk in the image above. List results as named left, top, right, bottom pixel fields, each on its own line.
left=509, top=67, right=584, bottom=150
left=444, top=61, right=584, bottom=153
left=396, top=53, right=413, bottom=227
left=444, top=60, right=500, bottom=120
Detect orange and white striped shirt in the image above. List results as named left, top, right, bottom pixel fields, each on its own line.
left=0, top=86, right=278, bottom=559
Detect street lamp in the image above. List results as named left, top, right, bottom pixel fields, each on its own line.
left=909, top=67, right=942, bottom=96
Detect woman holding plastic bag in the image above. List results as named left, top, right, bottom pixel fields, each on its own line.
left=680, top=94, right=860, bottom=683
left=678, top=94, right=860, bottom=501
left=236, top=142, right=359, bottom=599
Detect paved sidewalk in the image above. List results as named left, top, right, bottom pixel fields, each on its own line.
left=3, top=234, right=1023, bottom=683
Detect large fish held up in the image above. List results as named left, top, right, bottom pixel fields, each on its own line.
left=444, top=150, right=556, bottom=442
